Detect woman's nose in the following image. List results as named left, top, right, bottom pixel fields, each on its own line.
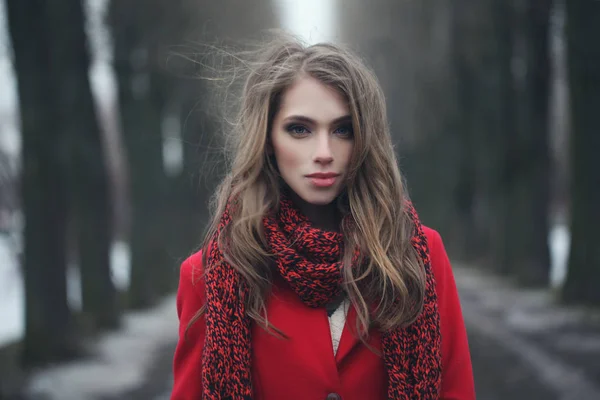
left=313, top=132, right=334, bottom=164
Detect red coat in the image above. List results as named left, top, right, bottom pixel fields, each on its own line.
left=172, top=227, right=475, bottom=400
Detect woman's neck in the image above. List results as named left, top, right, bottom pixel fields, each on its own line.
left=289, top=191, right=341, bottom=232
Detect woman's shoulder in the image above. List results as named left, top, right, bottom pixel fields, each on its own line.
left=178, top=249, right=206, bottom=299
left=421, top=225, right=452, bottom=282
left=422, top=225, right=443, bottom=255
left=181, top=249, right=204, bottom=272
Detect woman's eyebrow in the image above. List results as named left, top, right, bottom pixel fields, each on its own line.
left=332, top=115, right=352, bottom=124
left=282, top=115, right=352, bottom=124
left=282, top=115, right=315, bottom=124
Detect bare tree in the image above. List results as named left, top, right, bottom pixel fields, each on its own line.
left=108, top=0, right=173, bottom=308
left=561, top=0, right=600, bottom=305
left=500, top=0, right=552, bottom=286
left=56, top=0, right=120, bottom=330
left=6, top=0, right=76, bottom=364
left=6, top=0, right=119, bottom=363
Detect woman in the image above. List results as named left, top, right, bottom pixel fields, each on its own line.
left=172, top=37, right=475, bottom=400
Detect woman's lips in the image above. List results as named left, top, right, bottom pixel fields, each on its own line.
left=306, top=173, right=339, bottom=188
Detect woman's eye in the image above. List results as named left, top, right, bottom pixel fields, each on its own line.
left=334, top=125, right=353, bottom=138
left=286, top=125, right=309, bottom=135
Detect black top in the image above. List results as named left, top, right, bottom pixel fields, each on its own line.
left=325, top=292, right=347, bottom=317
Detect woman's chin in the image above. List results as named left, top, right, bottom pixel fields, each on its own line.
left=296, top=190, right=339, bottom=207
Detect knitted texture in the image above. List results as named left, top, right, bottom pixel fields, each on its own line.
left=202, top=194, right=442, bottom=399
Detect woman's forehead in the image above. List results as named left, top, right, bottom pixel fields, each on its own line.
left=277, top=76, right=350, bottom=122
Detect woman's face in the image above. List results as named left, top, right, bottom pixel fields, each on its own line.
left=270, top=76, right=354, bottom=208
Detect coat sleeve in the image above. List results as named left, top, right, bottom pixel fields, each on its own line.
left=171, top=251, right=206, bottom=400
left=425, top=228, right=476, bottom=400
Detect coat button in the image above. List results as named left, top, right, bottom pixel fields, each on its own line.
left=326, top=393, right=342, bottom=400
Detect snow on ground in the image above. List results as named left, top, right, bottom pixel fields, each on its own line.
left=0, top=236, right=131, bottom=347
left=24, top=294, right=177, bottom=400
left=549, top=222, right=570, bottom=289
left=0, top=233, right=22, bottom=347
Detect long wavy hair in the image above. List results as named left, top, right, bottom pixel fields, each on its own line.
left=191, top=34, right=426, bottom=339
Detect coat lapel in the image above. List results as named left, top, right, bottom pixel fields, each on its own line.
left=335, top=304, right=383, bottom=363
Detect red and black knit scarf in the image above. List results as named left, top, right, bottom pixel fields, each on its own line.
left=202, top=195, right=442, bottom=399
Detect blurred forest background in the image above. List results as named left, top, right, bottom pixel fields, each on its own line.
left=0, top=0, right=599, bottom=399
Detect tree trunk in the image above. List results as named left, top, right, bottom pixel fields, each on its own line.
left=449, top=0, right=508, bottom=264
left=47, top=0, right=120, bottom=330
left=485, top=0, right=516, bottom=275
left=5, top=0, right=77, bottom=365
left=561, top=0, right=600, bottom=305
left=118, top=64, right=170, bottom=308
left=444, top=0, right=481, bottom=261
left=108, top=0, right=176, bottom=308
left=409, top=1, right=463, bottom=249
left=502, top=0, right=552, bottom=286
